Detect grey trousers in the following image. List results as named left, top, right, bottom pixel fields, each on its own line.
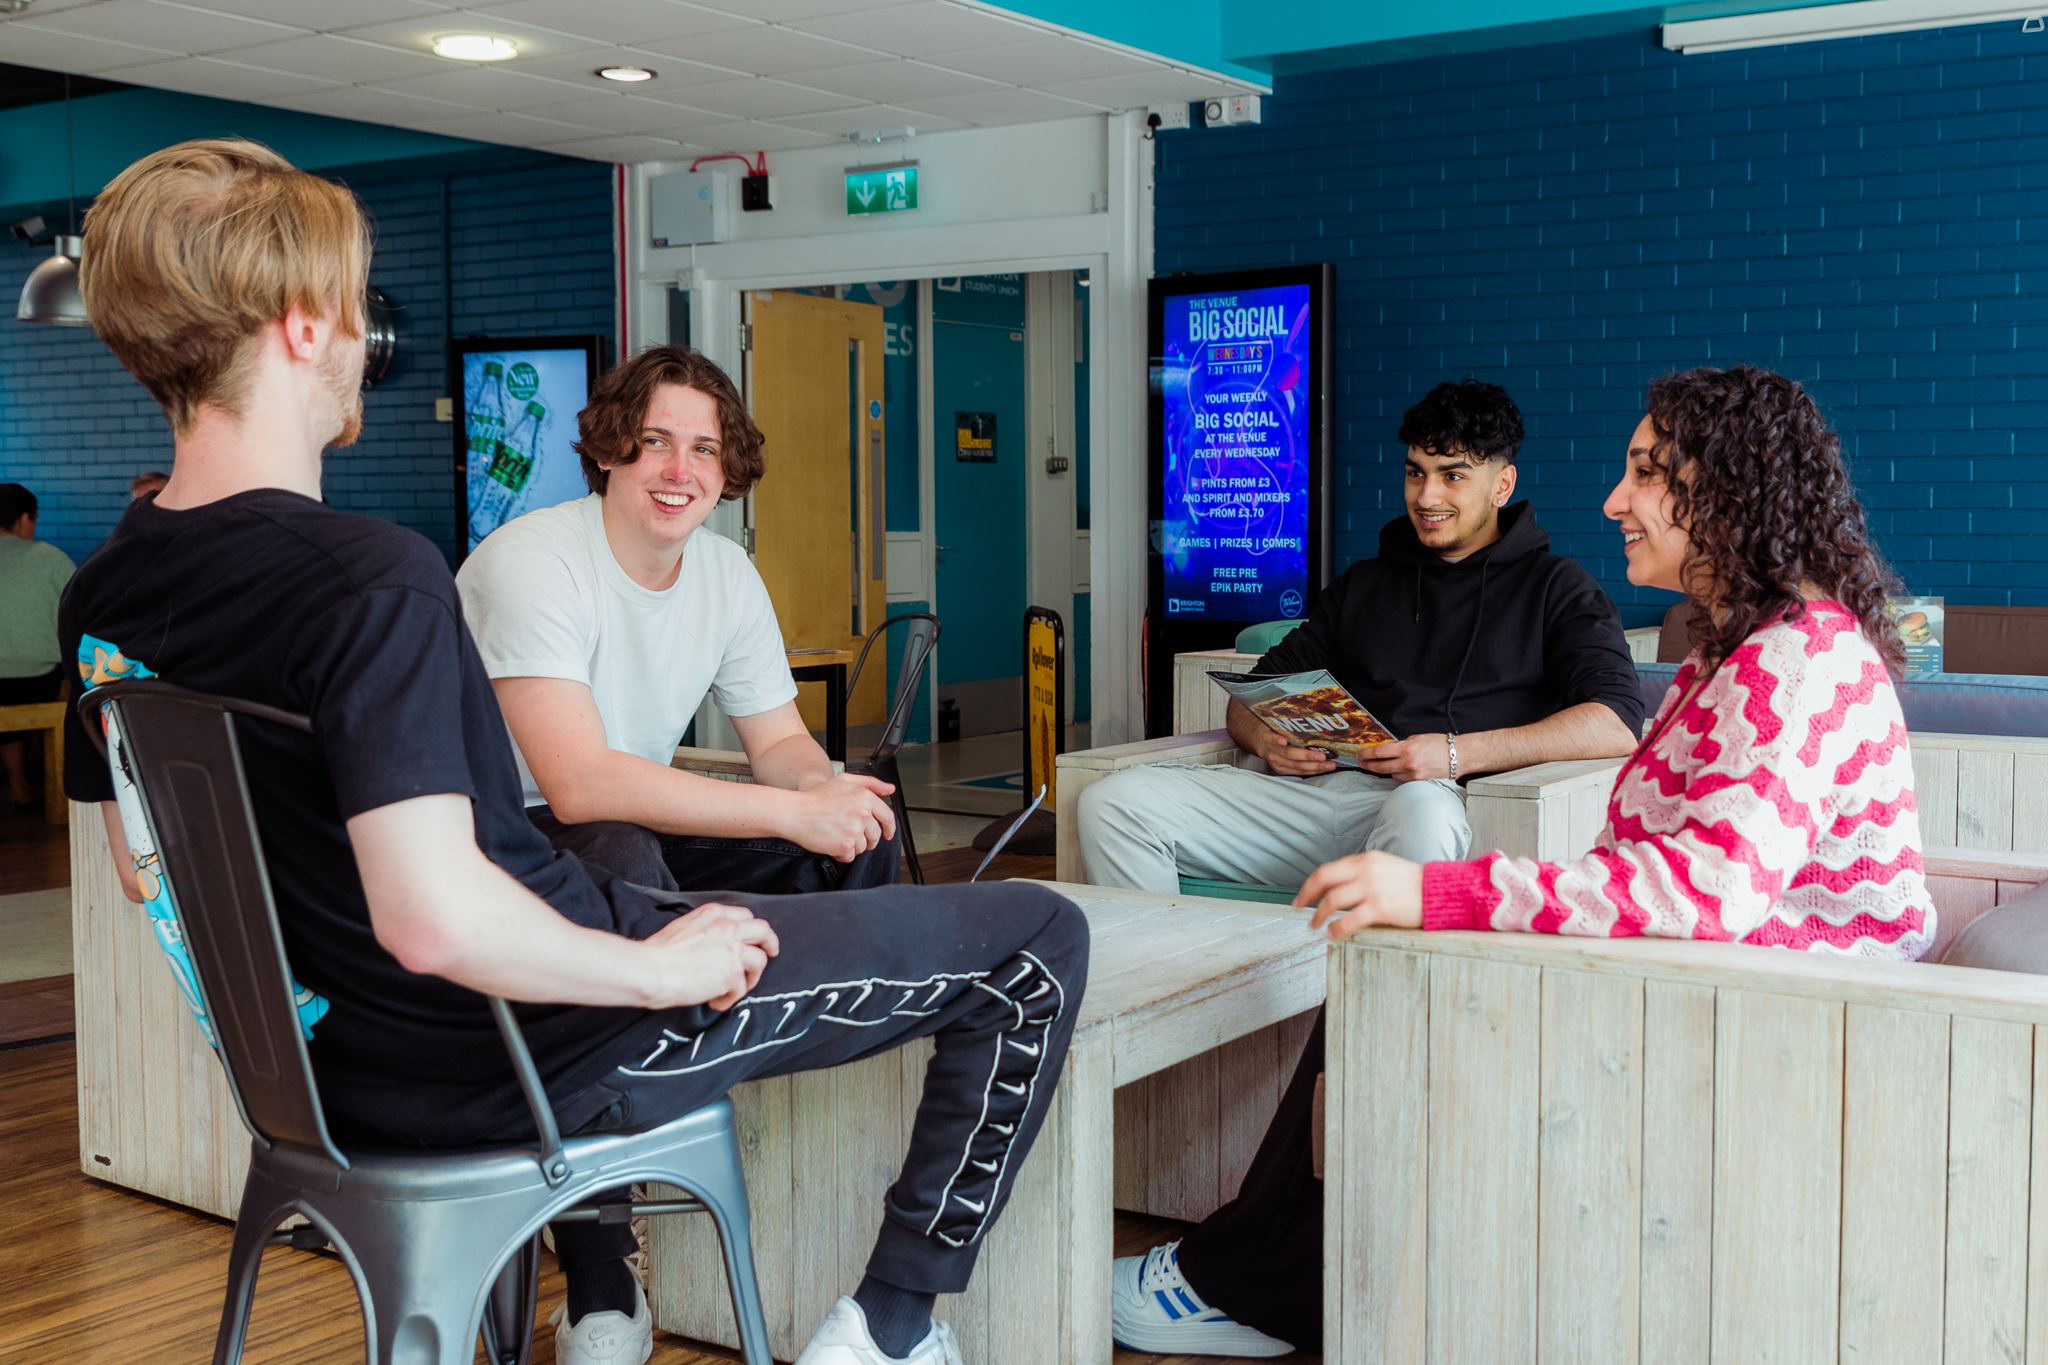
left=1074, top=760, right=1472, bottom=894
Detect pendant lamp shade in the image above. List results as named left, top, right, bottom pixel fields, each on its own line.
left=16, top=235, right=89, bottom=326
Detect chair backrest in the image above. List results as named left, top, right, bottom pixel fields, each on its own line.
left=77, top=680, right=348, bottom=1168
left=849, top=613, right=940, bottom=765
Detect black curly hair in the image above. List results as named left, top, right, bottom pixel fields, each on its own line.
left=1646, top=365, right=1906, bottom=677
left=1397, top=380, right=1525, bottom=464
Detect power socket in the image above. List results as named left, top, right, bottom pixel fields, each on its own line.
left=1146, top=103, right=1191, bottom=132
left=741, top=173, right=772, bottom=212
left=1201, top=94, right=1263, bottom=127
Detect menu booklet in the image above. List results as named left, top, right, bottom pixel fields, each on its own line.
left=1209, top=669, right=1399, bottom=769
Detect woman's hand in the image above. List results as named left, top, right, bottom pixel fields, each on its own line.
left=1295, top=851, right=1425, bottom=939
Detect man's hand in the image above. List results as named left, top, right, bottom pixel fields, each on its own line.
left=1357, top=733, right=1451, bottom=783
left=1249, top=725, right=1340, bottom=777
left=642, top=902, right=781, bottom=1010
left=1295, top=851, right=1425, bottom=939
left=786, top=773, right=897, bottom=861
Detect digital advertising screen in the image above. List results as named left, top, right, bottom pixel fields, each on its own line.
left=1146, top=265, right=1331, bottom=735
left=453, top=335, right=607, bottom=555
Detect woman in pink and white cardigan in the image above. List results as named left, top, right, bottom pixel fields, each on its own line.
left=1303, top=365, right=1936, bottom=961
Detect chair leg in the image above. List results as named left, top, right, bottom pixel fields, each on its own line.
left=210, top=1201, right=282, bottom=1365
left=688, top=1160, right=775, bottom=1365
left=321, top=1209, right=507, bottom=1365
left=479, top=1235, right=540, bottom=1365
left=896, top=786, right=924, bottom=885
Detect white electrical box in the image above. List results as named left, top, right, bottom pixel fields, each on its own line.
left=649, top=170, right=726, bottom=247
left=1202, top=94, right=1263, bottom=127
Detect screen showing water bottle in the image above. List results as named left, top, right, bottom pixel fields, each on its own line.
left=462, top=346, right=597, bottom=552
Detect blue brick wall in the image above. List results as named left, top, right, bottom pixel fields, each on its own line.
left=1155, top=22, right=2048, bottom=626
left=0, top=156, right=614, bottom=566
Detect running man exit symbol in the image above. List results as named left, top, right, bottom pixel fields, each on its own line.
left=846, top=163, right=919, bottom=216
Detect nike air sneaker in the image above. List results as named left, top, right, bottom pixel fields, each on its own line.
left=793, top=1296, right=963, bottom=1365
left=1110, top=1239, right=1295, bottom=1357
left=550, top=1281, right=654, bottom=1365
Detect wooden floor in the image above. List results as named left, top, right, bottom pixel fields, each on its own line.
left=0, top=807, right=1303, bottom=1363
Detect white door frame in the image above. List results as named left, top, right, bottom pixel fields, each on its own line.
left=626, top=112, right=1153, bottom=748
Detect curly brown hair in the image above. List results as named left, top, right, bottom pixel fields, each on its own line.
left=1647, top=364, right=1906, bottom=677
left=575, top=345, right=764, bottom=499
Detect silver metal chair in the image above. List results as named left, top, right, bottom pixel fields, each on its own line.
left=845, top=612, right=940, bottom=883
left=78, top=680, right=773, bottom=1365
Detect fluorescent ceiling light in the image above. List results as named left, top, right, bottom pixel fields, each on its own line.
left=1663, top=1, right=2046, bottom=54
left=431, top=33, right=519, bottom=61
left=598, top=65, right=656, bottom=82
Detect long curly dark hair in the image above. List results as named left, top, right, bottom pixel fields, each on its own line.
left=1648, top=365, right=1906, bottom=677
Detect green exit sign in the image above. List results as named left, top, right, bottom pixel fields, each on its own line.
left=845, top=163, right=918, bottom=216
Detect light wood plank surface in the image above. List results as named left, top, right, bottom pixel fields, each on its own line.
left=1914, top=745, right=1960, bottom=846
left=1327, top=946, right=1430, bottom=1365
left=1426, top=956, right=1540, bottom=1365
left=1637, top=980, right=1713, bottom=1365
left=1537, top=969, right=1643, bottom=1365
left=1838, top=1004, right=1949, bottom=1364
left=1710, top=990, right=1843, bottom=1364
left=1957, top=748, right=2017, bottom=850
left=2029, top=1027, right=2048, bottom=1365
left=1944, top=1015, right=2034, bottom=1365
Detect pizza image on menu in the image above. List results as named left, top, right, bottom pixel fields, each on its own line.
left=1209, top=669, right=1399, bottom=768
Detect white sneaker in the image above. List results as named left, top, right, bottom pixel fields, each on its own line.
left=550, top=1281, right=654, bottom=1365
left=793, top=1297, right=962, bottom=1365
left=1110, top=1240, right=1295, bottom=1358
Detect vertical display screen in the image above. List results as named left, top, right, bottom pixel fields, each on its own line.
left=1156, top=283, right=1313, bottom=622
left=461, top=345, right=596, bottom=552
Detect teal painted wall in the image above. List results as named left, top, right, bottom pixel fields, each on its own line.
left=991, top=0, right=1266, bottom=81
left=0, top=88, right=494, bottom=215
left=933, top=291, right=1029, bottom=690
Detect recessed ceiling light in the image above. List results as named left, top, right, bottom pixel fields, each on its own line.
left=598, top=65, right=657, bottom=83
left=432, top=33, right=519, bottom=62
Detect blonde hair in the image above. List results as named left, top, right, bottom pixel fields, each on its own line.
left=80, top=139, right=370, bottom=434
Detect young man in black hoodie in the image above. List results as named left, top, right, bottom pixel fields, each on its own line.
left=1086, top=380, right=1643, bottom=1358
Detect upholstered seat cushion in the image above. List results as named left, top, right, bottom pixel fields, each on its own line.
left=1936, top=882, right=2048, bottom=974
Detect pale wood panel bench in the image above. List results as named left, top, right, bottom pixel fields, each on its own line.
left=1323, top=847, right=2048, bottom=1365
left=648, top=881, right=1325, bottom=1365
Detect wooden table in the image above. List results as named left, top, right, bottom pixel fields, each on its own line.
left=648, top=881, right=1325, bottom=1364
left=0, top=700, right=65, bottom=826
left=786, top=647, right=855, bottom=763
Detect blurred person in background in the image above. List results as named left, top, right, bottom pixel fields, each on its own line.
left=0, top=483, right=75, bottom=806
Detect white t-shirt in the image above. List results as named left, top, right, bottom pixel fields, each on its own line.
left=456, top=494, right=798, bottom=807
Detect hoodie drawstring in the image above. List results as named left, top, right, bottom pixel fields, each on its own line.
left=1443, top=558, right=1490, bottom=739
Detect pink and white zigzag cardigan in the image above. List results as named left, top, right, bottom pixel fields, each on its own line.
left=1423, top=601, right=1936, bottom=961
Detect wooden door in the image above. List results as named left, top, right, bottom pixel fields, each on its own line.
left=746, top=290, right=888, bottom=731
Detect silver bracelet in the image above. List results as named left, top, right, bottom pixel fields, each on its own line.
left=1447, top=732, right=1459, bottom=782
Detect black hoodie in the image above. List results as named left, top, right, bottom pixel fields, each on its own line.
left=1253, top=502, right=1644, bottom=743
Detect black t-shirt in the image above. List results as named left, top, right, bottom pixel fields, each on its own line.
left=61, top=490, right=667, bottom=1144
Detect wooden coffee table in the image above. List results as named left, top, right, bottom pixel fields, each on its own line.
left=649, top=880, right=1325, bottom=1365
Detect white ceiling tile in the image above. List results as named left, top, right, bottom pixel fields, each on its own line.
left=0, top=23, right=178, bottom=73
left=777, top=101, right=965, bottom=135
left=792, top=1, right=1038, bottom=58
left=533, top=131, right=692, bottom=162
left=10, top=0, right=307, bottom=54
left=898, top=85, right=1102, bottom=124
left=663, top=119, right=833, bottom=153
left=174, top=0, right=452, bottom=30
left=414, top=108, right=610, bottom=145
left=371, top=64, right=593, bottom=110
left=223, top=33, right=448, bottom=82
left=638, top=25, right=886, bottom=76
left=669, top=75, right=862, bottom=119
left=686, top=0, right=873, bottom=21
left=329, top=12, right=605, bottom=63
left=282, top=83, right=475, bottom=125
left=469, top=0, right=756, bottom=46
left=936, top=37, right=1156, bottom=86
left=106, top=54, right=343, bottom=99
left=516, top=92, right=671, bottom=132
left=777, top=57, right=1001, bottom=103
left=0, top=0, right=107, bottom=15
left=497, top=44, right=740, bottom=90
left=1043, top=68, right=1233, bottom=108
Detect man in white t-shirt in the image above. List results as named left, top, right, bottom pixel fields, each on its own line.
left=457, top=346, right=900, bottom=895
